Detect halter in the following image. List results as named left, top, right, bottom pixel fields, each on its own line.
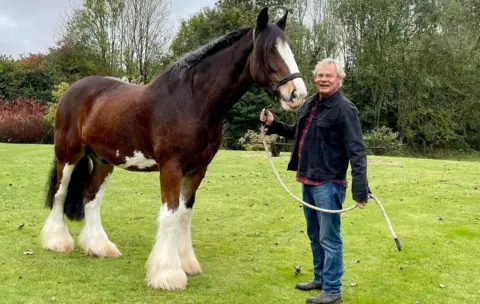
left=252, top=27, right=303, bottom=94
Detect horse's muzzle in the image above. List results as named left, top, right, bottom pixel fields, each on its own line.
left=281, top=96, right=305, bottom=112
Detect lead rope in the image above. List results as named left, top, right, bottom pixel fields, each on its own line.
left=259, top=116, right=402, bottom=251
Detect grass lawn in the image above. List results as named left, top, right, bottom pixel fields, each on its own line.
left=0, top=143, right=479, bottom=304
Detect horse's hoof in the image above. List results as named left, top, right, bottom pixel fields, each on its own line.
left=181, top=255, right=202, bottom=276
left=79, top=231, right=121, bottom=258
left=41, top=236, right=74, bottom=253
left=40, top=224, right=74, bottom=253
left=82, top=241, right=122, bottom=258
left=146, top=269, right=188, bottom=290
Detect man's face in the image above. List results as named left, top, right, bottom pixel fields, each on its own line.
left=314, top=64, right=343, bottom=97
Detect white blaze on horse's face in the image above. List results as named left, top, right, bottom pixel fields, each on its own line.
left=275, top=38, right=308, bottom=112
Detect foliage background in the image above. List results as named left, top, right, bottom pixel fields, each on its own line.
left=1, top=0, right=479, bottom=154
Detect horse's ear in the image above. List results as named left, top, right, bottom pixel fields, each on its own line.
left=276, top=9, right=288, bottom=30
left=256, top=7, right=269, bottom=30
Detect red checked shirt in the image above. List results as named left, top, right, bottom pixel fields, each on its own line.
left=296, top=100, right=348, bottom=188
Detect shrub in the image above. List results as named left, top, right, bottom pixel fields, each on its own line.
left=0, top=99, right=48, bottom=143
left=43, top=82, right=70, bottom=144
left=42, top=103, right=56, bottom=144
left=238, top=129, right=268, bottom=151
left=363, top=126, right=403, bottom=156
left=52, top=82, right=70, bottom=103
left=238, top=130, right=293, bottom=157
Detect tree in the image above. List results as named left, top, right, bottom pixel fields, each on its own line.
left=121, top=0, right=171, bottom=83
left=46, top=38, right=106, bottom=83
left=58, top=0, right=171, bottom=82
left=16, top=54, right=58, bottom=102
left=0, top=54, right=58, bottom=102
left=62, top=0, right=125, bottom=75
left=287, top=0, right=340, bottom=94
left=171, top=7, right=257, bottom=58
left=0, top=55, right=20, bottom=101
left=332, top=0, right=480, bottom=150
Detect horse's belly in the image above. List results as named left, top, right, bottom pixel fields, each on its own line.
left=82, top=105, right=158, bottom=171
left=116, top=150, right=159, bottom=171
left=87, top=143, right=159, bottom=172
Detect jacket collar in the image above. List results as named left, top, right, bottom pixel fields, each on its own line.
left=298, top=90, right=341, bottom=120
left=313, top=90, right=341, bottom=108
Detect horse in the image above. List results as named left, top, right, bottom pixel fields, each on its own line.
left=41, top=7, right=308, bottom=291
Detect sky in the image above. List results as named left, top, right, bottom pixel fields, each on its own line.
left=0, top=0, right=216, bottom=58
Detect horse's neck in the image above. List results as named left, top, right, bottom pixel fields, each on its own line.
left=189, top=34, right=255, bottom=123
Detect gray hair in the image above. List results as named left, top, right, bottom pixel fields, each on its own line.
left=313, top=58, right=346, bottom=79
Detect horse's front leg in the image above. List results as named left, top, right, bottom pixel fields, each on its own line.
left=146, top=160, right=187, bottom=290
left=178, top=168, right=207, bottom=276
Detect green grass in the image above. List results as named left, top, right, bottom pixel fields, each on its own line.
left=0, top=143, right=479, bottom=304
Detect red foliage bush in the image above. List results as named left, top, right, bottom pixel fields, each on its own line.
left=0, top=99, right=48, bottom=143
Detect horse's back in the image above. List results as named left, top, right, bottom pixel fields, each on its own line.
left=55, top=76, right=154, bottom=164
left=58, top=76, right=123, bottom=114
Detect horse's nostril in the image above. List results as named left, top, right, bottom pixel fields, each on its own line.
left=291, top=90, right=298, bottom=100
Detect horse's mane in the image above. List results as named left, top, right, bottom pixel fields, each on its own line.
left=163, top=27, right=252, bottom=76
left=156, top=23, right=287, bottom=85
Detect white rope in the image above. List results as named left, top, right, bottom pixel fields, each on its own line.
left=260, top=128, right=356, bottom=213
left=260, top=125, right=402, bottom=251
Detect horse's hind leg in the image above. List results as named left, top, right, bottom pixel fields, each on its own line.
left=79, top=161, right=121, bottom=258
left=41, top=160, right=77, bottom=252
left=177, top=168, right=207, bottom=276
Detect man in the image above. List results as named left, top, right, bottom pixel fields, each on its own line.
left=259, top=58, right=369, bottom=304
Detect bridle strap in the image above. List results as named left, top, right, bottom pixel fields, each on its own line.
left=265, top=72, right=302, bottom=91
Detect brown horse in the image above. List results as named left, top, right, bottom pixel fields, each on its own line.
left=41, top=7, right=307, bottom=291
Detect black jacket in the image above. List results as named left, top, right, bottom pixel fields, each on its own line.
left=266, top=91, right=369, bottom=202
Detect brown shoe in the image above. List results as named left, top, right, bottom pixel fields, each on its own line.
left=295, top=281, right=322, bottom=291
left=306, top=292, right=342, bottom=304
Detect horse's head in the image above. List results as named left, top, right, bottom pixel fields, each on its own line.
left=249, top=7, right=308, bottom=112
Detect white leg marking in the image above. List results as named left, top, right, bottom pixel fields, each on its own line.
left=119, top=151, right=157, bottom=169
left=41, top=164, right=75, bottom=252
left=275, top=38, right=308, bottom=97
left=146, top=204, right=187, bottom=290
left=178, top=195, right=201, bottom=276
left=79, top=174, right=121, bottom=258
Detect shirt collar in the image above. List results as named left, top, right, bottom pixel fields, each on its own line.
left=314, top=90, right=341, bottom=108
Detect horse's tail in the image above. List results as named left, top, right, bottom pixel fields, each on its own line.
left=45, top=157, right=58, bottom=210
left=45, top=153, right=92, bottom=221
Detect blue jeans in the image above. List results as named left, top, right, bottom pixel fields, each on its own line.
left=302, top=182, right=346, bottom=296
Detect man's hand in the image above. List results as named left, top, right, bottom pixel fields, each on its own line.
left=259, top=109, right=274, bottom=126
left=356, top=202, right=367, bottom=209
left=356, top=187, right=372, bottom=209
